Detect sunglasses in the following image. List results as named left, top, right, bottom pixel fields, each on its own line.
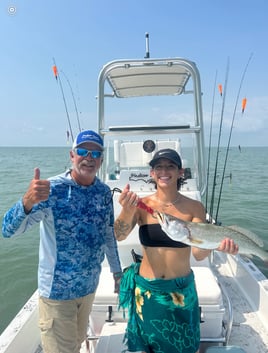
left=74, top=148, right=103, bottom=159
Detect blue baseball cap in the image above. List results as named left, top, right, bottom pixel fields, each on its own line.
left=72, top=130, right=104, bottom=150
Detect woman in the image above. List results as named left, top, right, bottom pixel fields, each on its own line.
left=114, top=148, right=238, bottom=353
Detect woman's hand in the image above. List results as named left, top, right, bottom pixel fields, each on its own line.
left=114, top=184, right=139, bottom=241
left=217, top=238, right=239, bottom=255
left=119, top=184, right=139, bottom=210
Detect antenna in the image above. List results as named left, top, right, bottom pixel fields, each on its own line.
left=145, top=32, right=150, bottom=58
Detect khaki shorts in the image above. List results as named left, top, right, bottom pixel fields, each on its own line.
left=38, top=293, right=95, bottom=353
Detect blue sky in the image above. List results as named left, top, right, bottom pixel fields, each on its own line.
left=0, top=0, right=267, bottom=147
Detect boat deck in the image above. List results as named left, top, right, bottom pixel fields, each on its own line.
left=208, top=253, right=268, bottom=353
left=1, top=252, right=267, bottom=353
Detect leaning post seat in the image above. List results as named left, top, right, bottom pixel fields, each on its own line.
left=190, top=253, right=231, bottom=345
left=113, top=139, right=181, bottom=168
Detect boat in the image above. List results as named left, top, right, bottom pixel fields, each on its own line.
left=1, top=41, right=268, bottom=353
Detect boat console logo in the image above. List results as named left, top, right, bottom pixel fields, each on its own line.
left=129, top=172, right=152, bottom=184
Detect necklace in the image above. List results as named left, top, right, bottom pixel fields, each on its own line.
left=154, top=193, right=181, bottom=209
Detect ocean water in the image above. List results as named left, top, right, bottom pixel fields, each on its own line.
left=0, top=146, right=267, bottom=335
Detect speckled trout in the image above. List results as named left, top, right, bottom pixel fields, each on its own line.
left=157, top=212, right=268, bottom=262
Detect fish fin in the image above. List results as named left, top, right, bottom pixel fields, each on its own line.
left=226, top=225, right=264, bottom=247
left=189, top=237, right=204, bottom=245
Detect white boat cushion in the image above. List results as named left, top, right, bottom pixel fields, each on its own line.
left=192, top=266, right=223, bottom=306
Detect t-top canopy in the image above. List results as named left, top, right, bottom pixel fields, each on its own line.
left=104, top=59, right=193, bottom=98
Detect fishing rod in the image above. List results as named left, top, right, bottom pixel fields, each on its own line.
left=215, top=53, right=253, bottom=223
left=60, top=70, right=82, bottom=133
left=205, top=70, right=218, bottom=218
left=52, top=58, right=74, bottom=142
left=209, top=58, right=230, bottom=220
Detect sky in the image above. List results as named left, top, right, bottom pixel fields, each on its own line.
left=0, top=0, right=267, bottom=147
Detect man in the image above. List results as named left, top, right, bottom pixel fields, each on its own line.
left=2, top=130, right=122, bottom=353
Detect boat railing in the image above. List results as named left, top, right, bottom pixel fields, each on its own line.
left=97, top=57, right=207, bottom=197
left=102, top=124, right=198, bottom=135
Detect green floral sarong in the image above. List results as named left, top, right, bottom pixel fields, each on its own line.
left=119, top=263, right=200, bottom=353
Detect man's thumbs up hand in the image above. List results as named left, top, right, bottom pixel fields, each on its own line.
left=22, top=168, right=50, bottom=214
left=34, top=167, right=40, bottom=180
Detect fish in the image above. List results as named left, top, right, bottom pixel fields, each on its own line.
left=157, top=212, right=268, bottom=262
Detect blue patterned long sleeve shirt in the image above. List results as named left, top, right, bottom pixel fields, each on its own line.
left=2, top=171, right=122, bottom=300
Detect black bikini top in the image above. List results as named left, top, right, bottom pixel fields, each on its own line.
left=139, top=224, right=189, bottom=248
